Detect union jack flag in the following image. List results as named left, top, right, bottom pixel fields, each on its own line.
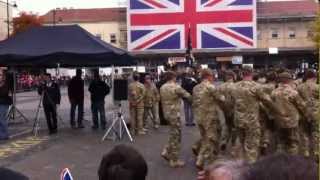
left=60, top=168, right=73, bottom=180
left=128, top=0, right=257, bottom=51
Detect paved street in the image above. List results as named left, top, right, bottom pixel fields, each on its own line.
left=0, top=88, right=200, bottom=180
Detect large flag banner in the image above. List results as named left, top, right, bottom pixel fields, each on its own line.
left=128, top=0, right=257, bottom=51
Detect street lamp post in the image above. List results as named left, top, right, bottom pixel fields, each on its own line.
left=4, top=0, right=17, bottom=38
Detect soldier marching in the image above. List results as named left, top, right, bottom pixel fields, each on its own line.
left=127, top=67, right=318, bottom=169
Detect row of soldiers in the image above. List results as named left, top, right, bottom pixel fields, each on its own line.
left=159, top=67, right=318, bottom=169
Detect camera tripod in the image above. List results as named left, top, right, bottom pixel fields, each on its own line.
left=32, top=91, right=65, bottom=137
left=101, top=103, right=133, bottom=142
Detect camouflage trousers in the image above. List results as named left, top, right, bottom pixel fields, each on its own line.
left=163, top=117, right=181, bottom=161
left=143, top=105, right=160, bottom=128
left=130, top=106, right=144, bottom=134
left=276, top=127, right=299, bottom=155
left=194, top=119, right=219, bottom=167
left=236, top=122, right=261, bottom=163
left=299, top=119, right=319, bottom=160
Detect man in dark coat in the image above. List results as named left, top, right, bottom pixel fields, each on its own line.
left=89, top=70, right=110, bottom=130
left=38, top=73, right=61, bottom=135
left=68, top=69, right=84, bottom=128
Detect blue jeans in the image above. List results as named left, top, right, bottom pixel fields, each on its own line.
left=91, top=101, right=106, bottom=128
left=0, top=104, right=9, bottom=139
left=184, top=100, right=194, bottom=125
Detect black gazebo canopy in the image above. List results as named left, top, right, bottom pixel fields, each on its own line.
left=0, top=25, right=136, bottom=67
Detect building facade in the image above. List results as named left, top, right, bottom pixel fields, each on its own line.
left=42, top=8, right=127, bottom=49
left=0, top=1, right=13, bottom=41
left=42, top=0, right=319, bottom=69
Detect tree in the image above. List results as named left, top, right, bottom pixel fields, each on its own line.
left=313, top=13, right=320, bottom=49
left=12, top=12, right=43, bottom=36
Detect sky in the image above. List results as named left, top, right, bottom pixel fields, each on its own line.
left=12, top=0, right=127, bottom=16
left=11, top=0, right=295, bottom=16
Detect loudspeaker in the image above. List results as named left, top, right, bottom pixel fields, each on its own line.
left=113, top=79, right=128, bottom=101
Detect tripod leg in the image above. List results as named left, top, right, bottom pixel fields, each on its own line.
left=121, top=116, right=133, bottom=142
left=101, top=119, right=118, bottom=142
left=6, top=105, right=13, bottom=122
left=14, top=107, right=30, bottom=122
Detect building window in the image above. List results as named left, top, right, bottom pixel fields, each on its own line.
left=110, top=33, right=117, bottom=44
left=96, top=34, right=102, bottom=39
left=288, top=28, right=296, bottom=39
left=271, top=29, right=279, bottom=39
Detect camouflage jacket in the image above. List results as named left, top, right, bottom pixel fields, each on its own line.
left=193, top=80, right=224, bottom=123
left=128, top=81, right=146, bottom=108
left=216, top=81, right=235, bottom=116
left=297, top=80, right=319, bottom=121
left=160, top=81, right=191, bottom=119
left=270, top=83, right=307, bottom=128
left=232, top=80, right=263, bottom=128
left=144, top=83, right=160, bottom=107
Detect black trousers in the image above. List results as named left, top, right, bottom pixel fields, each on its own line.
left=70, top=101, right=84, bottom=126
left=43, top=104, right=57, bottom=132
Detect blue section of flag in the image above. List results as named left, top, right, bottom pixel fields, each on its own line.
left=131, top=30, right=154, bottom=42
left=229, top=0, right=253, bottom=6
left=168, top=0, right=180, bottom=5
left=229, top=27, right=253, bottom=38
left=61, top=169, right=73, bottom=180
left=149, top=32, right=180, bottom=49
left=130, top=0, right=152, bottom=9
left=202, top=31, right=236, bottom=48
left=201, top=0, right=208, bottom=5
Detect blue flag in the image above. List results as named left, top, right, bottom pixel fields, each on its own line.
left=61, top=168, right=73, bottom=180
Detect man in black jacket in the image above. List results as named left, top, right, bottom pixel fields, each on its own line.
left=89, top=71, right=110, bottom=130
left=181, top=69, right=198, bottom=126
left=68, top=69, right=84, bottom=129
left=38, top=73, right=61, bottom=135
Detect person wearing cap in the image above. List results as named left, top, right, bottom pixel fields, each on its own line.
left=297, top=69, right=319, bottom=161
left=231, top=66, right=267, bottom=163
left=128, top=72, right=146, bottom=136
left=266, top=71, right=308, bottom=155
left=192, top=68, right=225, bottom=169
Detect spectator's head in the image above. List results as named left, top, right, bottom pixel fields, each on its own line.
left=266, top=70, right=277, bottom=83
left=98, top=145, right=148, bottom=180
left=199, top=159, right=248, bottom=180
left=243, top=154, right=318, bottom=180
left=0, top=168, right=29, bottom=180
left=200, top=69, right=214, bottom=81
left=165, top=71, right=177, bottom=82
left=76, top=69, right=82, bottom=78
left=93, top=69, right=100, bottom=80
left=132, top=72, right=140, bottom=81
left=44, top=73, right=51, bottom=82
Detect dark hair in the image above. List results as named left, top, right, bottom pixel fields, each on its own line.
left=165, top=71, right=177, bottom=81
left=76, top=69, right=82, bottom=77
left=98, top=145, right=148, bottom=180
left=243, top=154, right=318, bottom=180
left=132, top=72, right=140, bottom=81
left=0, top=168, right=29, bottom=180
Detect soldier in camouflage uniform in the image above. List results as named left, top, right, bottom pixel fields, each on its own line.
left=128, top=72, right=146, bottom=136
left=265, top=72, right=308, bottom=155
left=160, top=71, right=192, bottom=168
left=192, top=69, right=225, bottom=169
left=216, top=70, right=236, bottom=152
left=231, top=66, right=267, bottom=163
left=143, top=74, right=160, bottom=129
left=258, top=71, right=278, bottom=155
left=297, top=70, right=319, bottom=161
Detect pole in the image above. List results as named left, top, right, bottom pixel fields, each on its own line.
left=7, top=0, right=10, bottom=38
